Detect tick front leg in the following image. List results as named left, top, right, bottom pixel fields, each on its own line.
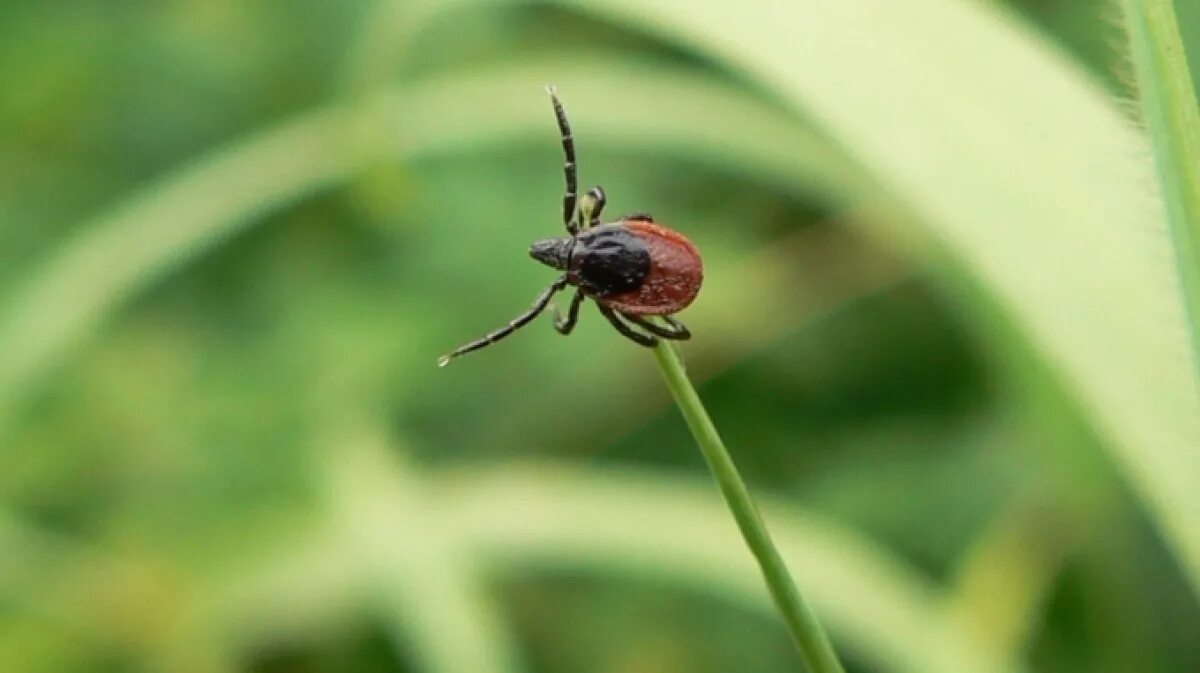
left=598, top=304, right=657, bottom=347
left=438, top=277, right=568, bottom=366
left=621, top=314, right=691, bottom=340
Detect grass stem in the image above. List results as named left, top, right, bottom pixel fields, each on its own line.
left=652, top=341, right=845, bottom=673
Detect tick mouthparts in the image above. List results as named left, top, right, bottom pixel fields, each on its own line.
left=529, top=237, right=570, bottom=270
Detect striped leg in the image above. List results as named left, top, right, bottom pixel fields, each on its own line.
left=546, top=86, right=578, bottom=234
left=438, top=277, right=569, bottom=366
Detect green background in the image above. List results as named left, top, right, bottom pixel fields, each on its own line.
left=2, top=1, right=1199, bottom=672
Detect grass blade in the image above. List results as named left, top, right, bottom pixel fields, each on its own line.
left=652, top=341, right=844, bottom=673
left=1118, top=0, right=1200, bottom=377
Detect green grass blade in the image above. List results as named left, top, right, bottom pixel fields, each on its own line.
left=1119, top=0, right=1200, bottom=377
left=652, top=342, right=844, bottom=673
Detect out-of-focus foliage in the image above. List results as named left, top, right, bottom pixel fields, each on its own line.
left=1, top=1, right=1198, bottom=673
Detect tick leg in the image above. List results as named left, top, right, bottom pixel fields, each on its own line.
left=621, top=314, right=691, bottom=340
left=554, top=288, right=585, bottom=335
left=580, top=186, right=607, bottom=229
left=438, top=277, right=568, bottom=366
left=598, top=304, right=657, bottom=347
left=547, top=86, right=578, bottom=234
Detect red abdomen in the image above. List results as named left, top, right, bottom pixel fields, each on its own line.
left=600, top=219, right=703, bottom=315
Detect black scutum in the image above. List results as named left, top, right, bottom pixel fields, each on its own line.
left=569, top=225, right=651, bottom=297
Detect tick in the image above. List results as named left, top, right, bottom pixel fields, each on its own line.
left=438, top=87, right=704, bottom=367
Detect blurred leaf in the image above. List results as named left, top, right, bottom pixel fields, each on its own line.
left=180, top=454, right=1018, bottom=673
left=0, top=513, right=201, bottom=670
left=435, top=462, right=1023, bottom=673
left=1116, top=0, right=1200, bottom=378
left=323, top=427, right=524, bottom=673
left=942, top=497, right=1071, bottom=666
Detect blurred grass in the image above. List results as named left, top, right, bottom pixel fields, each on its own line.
left=1, top=1, right=1199, bottom=673
left=1116, top=0, right=1200, bottom=376
left=0, top=58, right=857, bottom=429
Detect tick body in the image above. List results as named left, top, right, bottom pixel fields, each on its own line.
left=532, top=219, right=702, bottom=313
left=438, top=88, right=703, bottom=367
